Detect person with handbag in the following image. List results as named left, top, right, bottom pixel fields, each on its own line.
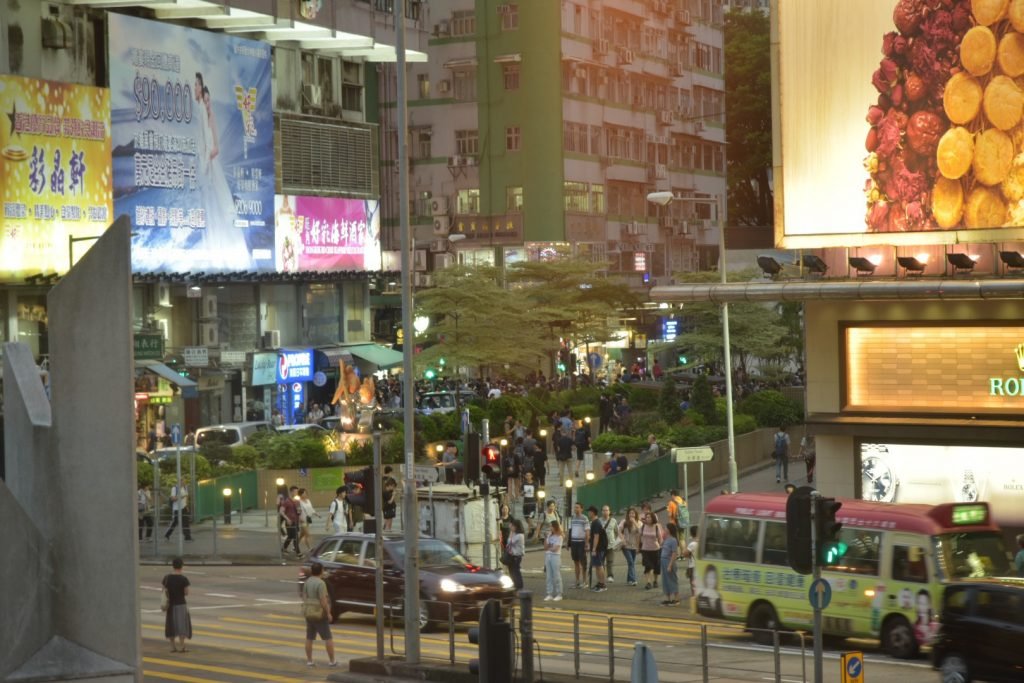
left=506, top=519, right=526, bottom=589
left=600, top=505, right=620, bottom=583
left=297, top=488, right=318, bottom=553
left=162, top=557, right=192, bottom=652
left=639, top=511, right=663, bottom=590
left=543, top=520, right=564, bottom=601
left=302, top=562, right=337, bottom=667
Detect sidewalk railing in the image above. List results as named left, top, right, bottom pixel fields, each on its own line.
left=577, top=454, right=678, bottom=513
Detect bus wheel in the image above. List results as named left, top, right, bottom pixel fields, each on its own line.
left=748, top=603, right=781, bottom=645
left=881, top=615, right=919, bottom=659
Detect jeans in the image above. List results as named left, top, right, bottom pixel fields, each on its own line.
left=661, top=558, right=679, bottom=597
left=605, top=546, right=615, bottom=579
left=775, top=455, right=788, bottom=481
left=621, top=548, right=637, bottom=584
left=544, top=552, right=562, bottom=597
left=165, top=509, right=192, bottom=540
left=509, top=554, right=524, bottom=590
left=282, top=522, right=300, bottom=553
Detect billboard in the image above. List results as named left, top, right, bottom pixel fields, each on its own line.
left=274, top=195, right=382, bottom=271
left=0, top=75, right=111, bottom=281
left=775, top=0, right=1024, bottom=247
left=108, top=13, right=274, bottom=273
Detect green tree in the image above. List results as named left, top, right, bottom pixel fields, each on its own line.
left=690, top=375, right=716, bottom=425
left=725, top=8, right=772, bottom=228
left=659, top=374, right=683, bottom=424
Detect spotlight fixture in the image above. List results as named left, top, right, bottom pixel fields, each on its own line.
left=946, top=252, right=977, bottom=275
left=800, top=254, right=828, bottom=276
left=999, top=250, right=1024, bottom=274
left=757, top=255, right=783, bottom=278
left=897, top=255, right=927, bottom=275
left=848, top=256, right=878, bottom=276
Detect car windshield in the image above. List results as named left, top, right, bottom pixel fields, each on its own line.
left=196, top=429, right=239, bottom=446
left=388, top=539, right=471, bottom=567
left=933, top=531, right=1011, bottom=579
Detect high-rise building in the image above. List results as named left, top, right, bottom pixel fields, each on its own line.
left=378, top=0, right=727, bottom=287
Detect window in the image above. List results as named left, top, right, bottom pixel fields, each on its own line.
left=455, top=129, right=479, bottom=156
left=834, top=528, right=882, bottom=575
left=976, top=590, right=1024, bottom=625
left=453, top=69, right=477, bottom=101
left=703, top=516, right=759, bottom=563
left=456, top=189, right=480, bottom=214
left=417, top=73, right=430, bottom=99
left=503, top=63, right=521, bottom=90
left=341, top=60, right=362, bottom=112
left=762, top=521, right=788, bottom=566
left=316, top=539, right=341, bottom=563
left=417, top=191, right=433, bottom=217
left=451, top=9, right=475, bottom=36
left=335, top=539, right=364, bottom=565
left=590, top=184, right=605, bottom=214
left=501, top=4, right=519, bottom=30
left=507, top=186, right=523, bottom=213
left=412, top=127, right=432, bottom=160
left=506, top=125, right=521, bottom=152
left=892, top=545, right=928, bottom=583
left=564, top=181, right=590, bottom=213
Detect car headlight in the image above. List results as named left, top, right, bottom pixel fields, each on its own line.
left=440, top=578, right=468, bottom=593
left=499, top=575, right=515, bottom=590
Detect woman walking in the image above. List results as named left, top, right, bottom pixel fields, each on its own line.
left=639, top=511, right=663, bottom=590
left=618, top=507, right=641, bottom=586
left=297, top=488, right=318, bottom=553
left=507, top=519, right=526, bottom=590
left=660, top=522, right=681, bottom=606
left=544, top=520, right=564, bottom=601
left=162, top=557, right=192, bottom=652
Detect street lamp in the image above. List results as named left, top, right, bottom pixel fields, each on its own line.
left=222, top=488, right=232, bottom=525
left=646, top=191, right=738, bottom=494
left=564, top=478, right=573, bottom=519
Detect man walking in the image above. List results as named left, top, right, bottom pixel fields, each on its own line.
left=684, top=525, right=699, bottom=595
left=164, top=477, right=192, bottom=541
left=568, top=502, right=589, bottom=589
left=302, top=562, right=338, bottom=667
left=281, top=486, right=302, bottom=556
left=666, top=490, right=689, bottom=540
left=601, top=505, right=620, bottom=583
left=773, top=425, right=791, bottom=483
left=587, top=506, right=608, bottom=592
left=327, top=486, right=350, bottom=534
left=138, top=484, right=154, bottom=541
left=556, top=426, right=574, bottom=485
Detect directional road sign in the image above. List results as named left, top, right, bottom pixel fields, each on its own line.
left=840, top=651, right=864, bottom=683
left=671, top=447, right=714, bottom=463
left=808, top=578, right=832, bottom=610
left=170, top=424, right=182, bottom=446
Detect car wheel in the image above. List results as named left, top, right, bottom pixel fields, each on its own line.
left=747, top=603, right=781, bottom=645
left=881, top=616, right=918, bottom=659
left=939, top=654, right=970, bottom=683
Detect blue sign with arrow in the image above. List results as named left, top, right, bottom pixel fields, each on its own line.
left=809, top=578, right=832, bottom=610
left=840, top=651, right=864, bottom=683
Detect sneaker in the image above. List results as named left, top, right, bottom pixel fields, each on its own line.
left=596, top=585, right=608, bottom=592
left=328, top=661, right=339, bottom=668
left=660, top=600, right=672, bottom=605
left=644, top=583, right=652, bottom=590
left=553, top=595, right=563, bottom=601
left=776, top=478, right=781, bottom=483
left=306, top=661, right=315, bottom=667
left=575, top=582, right=583, bottom=589
left=543, top=595, right=553, bottom=601
left=628, top=581, right=638, bottom=586
left=608, top=577, right=615, bottom=583
left=669, top=599, right=681, bottom=606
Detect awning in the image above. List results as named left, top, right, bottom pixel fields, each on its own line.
left=444, top=57, right=478, bottom=69
left=346, top=343, right=404, bottom=370
left=138, top=361, right=198, bottom=388
left=315, top=346, right=354, bottom=369
left=494, top=53, right=522, bottom=63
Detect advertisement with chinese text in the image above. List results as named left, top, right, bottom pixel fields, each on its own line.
left=273, top=195, right=381, bottom=272
left=776, top=0, right=1024, bottom=247
left=0, top=75, right=111, bottom=281
left=108, top=13, right=274, bottom=273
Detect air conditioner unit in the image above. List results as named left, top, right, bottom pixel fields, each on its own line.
left=201, top=293, right=218, bottom=320
left=199, top=322, right=219, bottom=347
left=157, top=282, right=172, bottom=308
left=699, top=218, right=713, bottom=231
left=413, top=272, right=433, bottom=287
left=659, top=216, right=674, bottom=229
left=658, top=110, right=673, bottom=125
left=448, top=155, right=462, bottom=167
left=675, top=224, right=692, bottom=237
left=694, top=121, right=705, bottom=133
left=414, top=249, right=428, bottom=271
left=596, top=38, right=610, bottom=55
left=463, top=156, right=477, bottom=166
left=262, top=329, right=281, bottom=349
left=302, top=83, right=323, bottom=108
left=438, top=79, right=452, bottom=95
left=430, top=196, right=449, bottom=215
left=625, top=222, right=644, bottom=236
left=435, top=252, right=455, bottom=270
left=434, top=19, right=450, bottom=36
left=458, top=156, right=472, bottom=167
left=433, top=216, right=451, bottom=236
left=430, top=238, right=450, bottom=252
left=620, top=49, right=634, bottom=65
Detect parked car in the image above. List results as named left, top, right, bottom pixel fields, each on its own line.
left=932, top=578, right=1024, bottom=683
left=416, top=390, right=476, bottom=415
left=298, top=533, right=514, bottom=631
left=194, top=421, right=273, bottom=448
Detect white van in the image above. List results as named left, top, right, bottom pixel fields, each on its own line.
left=194, top=421, right=273, bottom=448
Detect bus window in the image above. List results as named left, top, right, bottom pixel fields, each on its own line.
left=762, top=521, right=788, bottom=567
left=892, top=545, right=928, bottom=583
left=703, top=516, right=759, bottom=563
left=835, top=528, right=882, bottom=575
left=933, top=531, right=1011, bottom=579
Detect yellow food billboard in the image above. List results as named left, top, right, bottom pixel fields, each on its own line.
left=0, top=75, right=112, bottom=280
left=774, top=0, right=1024, bottom=247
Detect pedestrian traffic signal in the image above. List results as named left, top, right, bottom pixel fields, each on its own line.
left=424, top=367, right=436, bottom=380
left=468, top=599, right=512, bottom=683
left=816, top=496, right=845, bottom=566
left=785, top=485, right=815, bottom=575
left=482, top=443, right=501, bottom=466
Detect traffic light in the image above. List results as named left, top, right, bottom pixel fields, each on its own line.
left=785, top=485, right=814, bottom=575
left=468, top=599, right=512, bottom=683
left=678, top=354, right=687, bottom=366
left=816, top=496, right=846, bottom=566
left=439, top=357, right=446, bottom=367
left=344, top=466, right=376, bottom=513
left=465, top=432, right=481, bottom=484
left=424, top=367, right=436, bottom=380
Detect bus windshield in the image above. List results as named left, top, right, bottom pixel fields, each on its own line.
left=933, top=531, right=1011, bottom=579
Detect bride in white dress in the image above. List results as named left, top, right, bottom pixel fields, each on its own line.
left=197, top=84, right=250, bottom=270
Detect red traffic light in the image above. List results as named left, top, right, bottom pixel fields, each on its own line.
left=482, top=444, right=501, bottom=464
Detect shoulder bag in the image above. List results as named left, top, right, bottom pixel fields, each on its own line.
left=302, top=578, right=327, bottom=621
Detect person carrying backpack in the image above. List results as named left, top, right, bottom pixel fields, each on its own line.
left=773, top=425, right=791, bottom=483
left=666, top=490, right=689, bottom=540
left=503, top=437, right=525, bottom=503
left=573, top=423, right=590, bottom=478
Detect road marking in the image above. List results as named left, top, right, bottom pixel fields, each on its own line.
left=141, top=670, right=216, bottom=683
left=141, top=586, right=164, bottom=592
left=184, top=604, right=249, bottom=611
left=231, top=576, right=258, bottom=580
left=205, top=593, right=237, bottom=598
left=143, top=657, right=301, bottom=682
left=256, top=598, right=300, bottom=604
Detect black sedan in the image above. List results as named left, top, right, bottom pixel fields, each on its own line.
left=299, top=533, right=515, bottom=631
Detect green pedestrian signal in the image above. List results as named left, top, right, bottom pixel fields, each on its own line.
left=815, top=497, right=844, bottom=567
left=678, top=355, right=687, bottom=366
left=439, top=357, right=446, bottom=366
left=822, top=541, right=849, bottom=565
left=425, top=367, right=436, bottom=380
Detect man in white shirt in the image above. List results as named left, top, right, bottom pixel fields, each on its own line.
left=601, top=505, right=620, bottom=583
left=327, top=487, right=350, bottom=534
left=683, top=525, right=698, bottom=595
left=164, top=477, right=192, bottom=541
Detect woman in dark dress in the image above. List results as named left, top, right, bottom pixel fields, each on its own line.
left=162, top=557, right=192, bottom=652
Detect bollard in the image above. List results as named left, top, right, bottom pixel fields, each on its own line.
left=212, top=515, right=218, bottom=557
left=701, top=624, right=709, bottom=683
left=573, top=612, right=581, bottom=678
left=773, top=629, right=782, bottom=683
left=630, top=642, right=658, bottom=683
left=519, top=590, right=534, bottom=683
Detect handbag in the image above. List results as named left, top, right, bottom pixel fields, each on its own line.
left=302, top=579, right=326, bottom=621
left=160, top=589, right=169, bottom=612
left=500, top=549, right=513, bottom=566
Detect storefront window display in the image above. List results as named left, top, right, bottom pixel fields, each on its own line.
left=305, top=284, right=340, bottom=346
left=16, top=294, right=48, bottom=360
left=262, top=285, right=300, bottom=347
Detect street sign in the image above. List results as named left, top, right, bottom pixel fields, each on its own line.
left=133, top=334, right=164, bottom=361
left=809, top=578, right=832, bottom=610
left=671, top=447, right=714, bottom=463
left=840, top=651, right=864, bottom=683
left=183, top=346, right=209, bottom=367
left=170, top=424, right=182, bottom=446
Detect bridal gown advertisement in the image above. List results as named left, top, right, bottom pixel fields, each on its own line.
left=108, top=13, right=274, bottom=274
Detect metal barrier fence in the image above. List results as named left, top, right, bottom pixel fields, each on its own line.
left=576, top=453, right=678, bottom=514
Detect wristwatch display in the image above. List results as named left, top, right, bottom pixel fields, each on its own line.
left=861, top=447, right=899, bottom=503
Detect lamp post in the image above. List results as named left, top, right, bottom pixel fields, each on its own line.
left=646, top=191, right=738, bottom=494
left=564, top=478, right=573, bottom=519
left=222, top=488, right=233, bottom=525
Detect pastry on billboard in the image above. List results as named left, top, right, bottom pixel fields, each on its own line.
left=983, top=75, right=1024, bottom=130
left=964, top=186, right=1007, bottom=227
left=932, top=176, right=965, bottom=228
left=936, top=126, right=975, bottom=179
left=973, top=0, right=1010, bottom=25
left=1010, top=0, right=1024, bottom=32
left=961, top=25, right=997, bottom=76
left=1001, top=152, right=1024, bottom=201
left=973, top=128, right=1014, bottom=185
left=998, top=32, right=1024, bottom=77
left=943, top=72, right=983, bottom=125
